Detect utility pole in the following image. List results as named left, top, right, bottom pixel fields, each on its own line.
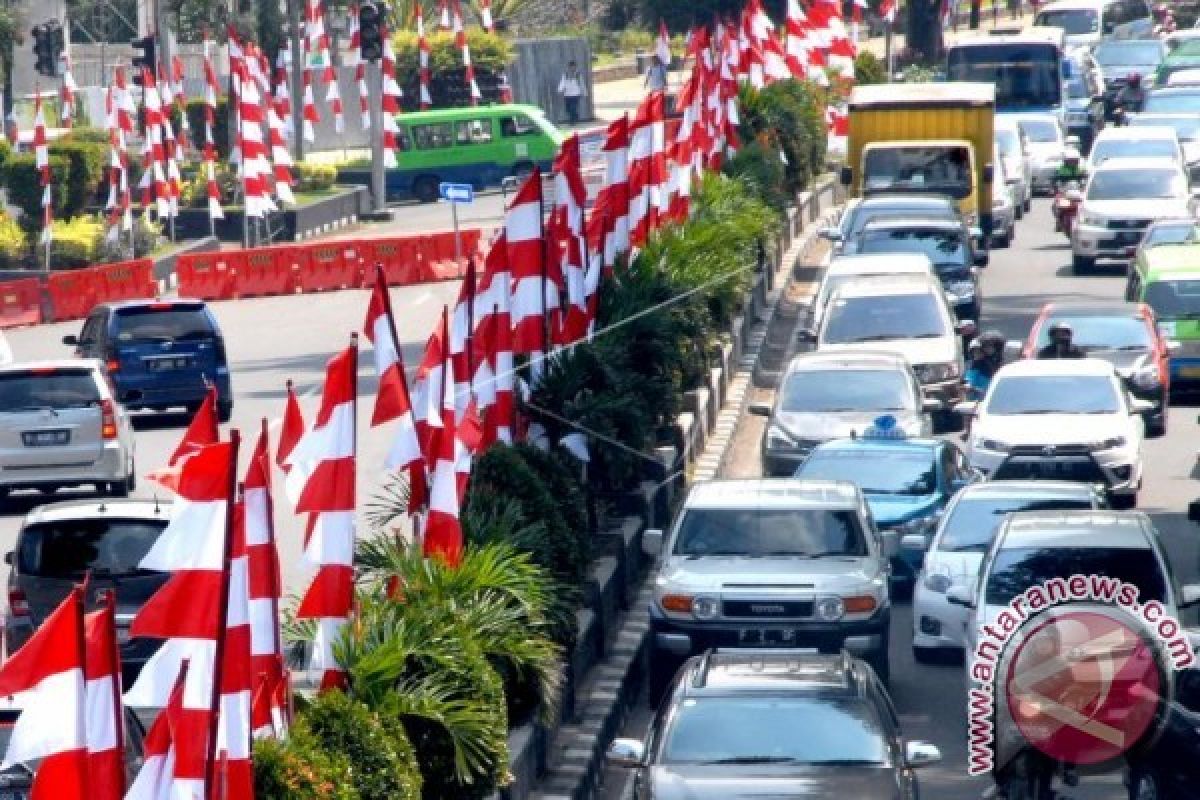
left=368, top=59, right=384, bottom=212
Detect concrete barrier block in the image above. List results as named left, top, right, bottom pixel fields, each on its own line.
left=586, top=557, right=621, bottom=652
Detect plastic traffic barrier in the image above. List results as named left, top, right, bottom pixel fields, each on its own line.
left=46, top=270, right=101, bottom=322
left=303, top=242, right=363, bottom=291
left=92, top=259, right=155, bottom=305
left=176, top=251, right=241, bottom=300
left=237, top=247, right=297, bottom=298
left=0, top=278, right=42, bottom=328
left=369, top=237, right=424, bottom=286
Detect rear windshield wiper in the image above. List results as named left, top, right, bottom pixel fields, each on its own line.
left=4, top=406, right=58, bottom=416
left=701, top=756, right=804, bottom=765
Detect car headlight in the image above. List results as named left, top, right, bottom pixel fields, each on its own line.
left=1132, top=365, right=1161, bottom=389
left=1082, top=214, right=1106, bottom=227
left=1090, top=436, right=1127, bottom=450
left=814, top=596, right=845, bottom=621
left=765, top=425, right=793, bottom=449
left=979, top=438, right=1012, bottom=453
left=692, top=596, right=720, bottom=619
left=944, top=281, right=976, bottom=301
left=914, top=362, right=961, bottom=383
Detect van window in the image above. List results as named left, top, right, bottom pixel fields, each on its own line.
left=17, top=519, right=166, bottom=579
left=456, top=119, right=493, bottom=145
left=0, top=369, right=101, bottom=412
left=500, top=114, right=538, bottom=137
left=113, top=305, right=216, bottom=342
left=413, top=122, right=455, bottom=149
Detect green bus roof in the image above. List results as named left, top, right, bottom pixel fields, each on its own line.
left=392, top=104, right=549, bottom=124
left=1143, top=243, right=1200, bottom=277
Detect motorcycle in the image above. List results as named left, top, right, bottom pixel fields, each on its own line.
left=1053, top=181, right=1083, bottom=238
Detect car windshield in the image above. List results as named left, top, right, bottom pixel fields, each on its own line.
left=1092, top=139, right=1179, bottom=166
left=1171, top=39, right=1200, bottom=57
left=1145, top=278, right=1200, bottom=318
left=1143, top=222, right=1200, bottom=247
left=849, top=207, right=955, bottom=238
left=863, top=146, right=972, bottom=198
left=857, top=228, right=968, bottom=270
left=1144, top=92, right=1200, bottom=113
left=1087, top=168, right=1183, bottom=200
left=823, top=292, right=947, bottom=343
left=939, top=496, right=1095, bottom=551
left=114, top=306, right=215, bottom=342
left=672, top=508, right=868, bottom=557
left=782, top=368, right=914, bottom=413
left=985, top=545, right=1166, bottom=605
left=1036, top=8, right=1099, bottom=33
left=0, top=369, right=100, bottom=412
left=660, top=696, right=889, bottom=765
left=16, top=519, right=167, bottom=579
left=985, top=375, right=1120, bottom=414
left=1095, top=42, right=1163, bottom=66
left=798, top=449, right=937, bottom=496
left=1019, top=118, right=1060, bottom=143
left=1131, top=116, right=1200, bottom=142
left=1035, top=315, right=1153, bottom=350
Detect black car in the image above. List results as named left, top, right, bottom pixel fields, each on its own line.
left=820, top=193, right=972, bottom=257
left=854, top=216, right=988, bottom=321
left=5, top=498, right=169, bottom=687
left=607, top=649, right=941, bottom=800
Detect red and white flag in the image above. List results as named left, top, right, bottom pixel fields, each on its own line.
left=123, top=664, right=187, bottom=800
left=104, top=68, right=136, bottom=238
left=203, top=38, right=225, bottom=221
left=552, top=136, right=590, bottom=345
left=0, top=589, right=87, bottom=800
left=364, top=266, right=429, bottom=512
left=656, top=20, right=671, bottom=66
left=381, top=20, right=405, bottom=168
left=289, top=342, right=357, bottom=691
left=277, top=379, right=311, bottom=506
left=453, top=0, right=483, bottom=105
left=475, top=236, right=514, bottom=446
left=481, top=0, right=495, bottom=32
left=84, top=593, right=126, bottom=800
left=34, top=93, right=51, bottom=246
left=423, top=340, right=464, bottom=566
left=417, top=5, right=433, bottom=109
left=505, top=171, right=554, bottom=355
left=879, top=0, right=897, bottom=23
left=438, top=0, right=451, bottom=28
left=214, top=483, right=254, bottom=798
left=627, top=91, right=668, bottom=248
left=600, top=114, right=631, bottom=264
left=60, top=54, right=77, bottom=129
left=146, top=385, right=219, bottom=492
left=171, top=56, right=191, bottom=152
left=410, top=310, right=448, bottom=458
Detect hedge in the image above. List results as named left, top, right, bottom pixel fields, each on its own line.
left=294, top=162, right=337, bottom=191
left=49, top=138, right=109, bottom=216
left=391, top=29, right=514, bottom=109
left=0, top=213, right=25, bottom=267
left=3, top=154, right=70, bottom=228
left=185, top=98, right=232, bottom=161
left=42, top=214, right=104, bottom=269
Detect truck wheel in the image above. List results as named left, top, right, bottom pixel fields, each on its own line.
left=414, top=176, right=439, bottom=204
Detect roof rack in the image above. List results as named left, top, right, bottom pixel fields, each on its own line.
left=693, top=649, right=718, bottom=688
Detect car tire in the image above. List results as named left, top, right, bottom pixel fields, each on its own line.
left=1024, top=194, right=1032, bottom=213
left=994, top=229, right=1011, bottom=249
left=1147, top=413, right=1167, bottom=438
left=126, top=460, right=137, bottom=492
left=1015, top=202, right=1024, bottom=221
left=217, top=402, right=232, bottom=424
left=1072, top=254, right=1095, bottom=274
left=1129, top=770, right=1163, bottom=800
left=413, top=176, right=440, bottom=204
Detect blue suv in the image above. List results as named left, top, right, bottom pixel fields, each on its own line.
left=64, top=300, right=233, bottom=421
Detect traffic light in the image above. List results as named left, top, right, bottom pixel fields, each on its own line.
left=31, top=22, right=62, bottom=78
left=359, top=2, right=383, bottom=62
left=131, top=35, right=156, bottom=85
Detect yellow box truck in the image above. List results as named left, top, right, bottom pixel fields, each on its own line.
left=840, top=82, right=997, bottom=239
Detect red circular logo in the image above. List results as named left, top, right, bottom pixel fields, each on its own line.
left=1004, top=609, right=1164, bottom=765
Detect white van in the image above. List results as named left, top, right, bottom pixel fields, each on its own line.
left=811, top=253, right=936, bottom=330
left=1035, top=0, right=1152, bottom=49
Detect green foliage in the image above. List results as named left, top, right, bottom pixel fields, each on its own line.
left=639, top=0, right=784, bottom=33
left=3, top=154, right=70, bottom=229
left=0, top=213, right=25, bottom=267
left=738, top=80, right=827, bottom=197
left=100, top=214, right=163, bottom=262
left=48, top=138, right=108, bottom=216
left=43, top=214, right=104, bottom=269
left=854, top=51, right=888, bottom=84
left=295, top=162, right=338, bottom=191
left=253, top=728, right=358, bottom=800
left=298, top=691, right=422, bottom=800
left=392, top=29, right=514, bottom=108
left=186, top=98, right=232, bottom=161
left=61, top=127, right=109, bottom=145
left=725, top=141, right=790, bottom=211
left=180, top=163, right=238, bottom=209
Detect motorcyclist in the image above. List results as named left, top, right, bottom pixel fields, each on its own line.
left=978, top=329, right=1007, bottom=373
left=1153, top=3, right=1177, bottom=34
left=964, top=341, right=993, bottom=400
left=1037, top=321, right=1086, bottom=359
left=1114, top=72, right=1146, bottom=116
left=1053, top=149, right=1086, bottom=232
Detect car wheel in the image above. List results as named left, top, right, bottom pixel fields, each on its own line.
left=1072, top=254, right=1095, bottom=274
left=217, top=402, right=232, bottom=424
left=1024, top=194, right=1032, bottom=212
left=1130, top=771, right=1162, bottom=800
left=993, top=229, right=1011, bottom=249
left=1015, top=202, right=1024, bottom=220
left=1147, top=412, right=1167, bottom=438
left=413, top=176, right=440, bottom=204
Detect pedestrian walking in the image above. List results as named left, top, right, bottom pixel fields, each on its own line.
left=558, top=60, right=586, bottom=125
left=645, top=55, right=668, bottom=92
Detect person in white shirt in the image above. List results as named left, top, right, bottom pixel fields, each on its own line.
left=558, top=61, right=586, bottom=125
left=645, top=56, right=668, bottom=92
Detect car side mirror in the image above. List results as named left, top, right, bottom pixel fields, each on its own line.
left=973, top=249, right=989, bottom=267
left=880, top=530, right=899, bottom=558
left=608, top=738, right=647, bottom=768
left=748, top=403, right=772, bottom=417
left=1179, top=584, right=1200, bottom=608
left=953, top=400, right=979, bottom=416
left=839, top=165, right=852, bottom=185
left=946, top=585, right=975, bottom=608
left=642, top=528, right=663, bottom=557
left=62, top=334, right=78, bottom=346
left=1167, top=339, right=1182, bottom=354
left=900, top=533, right=928, bottom=551
left=905, top=740, right=942, bottom=769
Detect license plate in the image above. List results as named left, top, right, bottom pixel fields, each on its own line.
left=21, top=430, right=69, bottom=447
left=147, top=356, right=191, bottom=371
left=1180, top=367, right=1200, bottom=378
left=738, top=629, right=802, bottom=646
left=1118, top=232, right=1141, bottom=243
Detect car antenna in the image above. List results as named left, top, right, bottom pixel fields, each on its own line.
left=152, top=492, right=162, bottom=514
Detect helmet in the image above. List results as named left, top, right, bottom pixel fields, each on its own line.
left=1128, top=72, right=1142, bottom=88
left=979, top=329, right=1006, bottom=350
left=1048, top=321, right=1074, bottom=337
left=968, top=339, right=984, bottom=354
left=1063, top=147, right=1082, bottom=164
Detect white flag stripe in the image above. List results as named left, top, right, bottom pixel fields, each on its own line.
left=215, top=690, right=253, bottom=760
left=303, top=511, right=355, bottom=568
left=371, top=315, right=399, bottom=375
left=139, top=499, right=229, bottom=572
left=288, top=402, right=355, bottom=463
left=249, top=598, right=279, bottom=656
left=85, top=675, right=119, bottom=752
left=243, top=486, right=271, bottom=546
left=123, top=638, right=216, bottom=710
left=1, top=668, right=86, bottom=768
left=123, top=750, right=176, bottom=800
left=226, top=556, right=251, bottom=628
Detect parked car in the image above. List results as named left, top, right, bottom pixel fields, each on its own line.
left=0, top=360, right=136, bottom=504
left=65, top=299, right=233, bottom=422
left=608, top=649, right=941, bottom=799
left=1020, top=301, right=1174, bottom=434
left=911, top=480, right=1107, bottom=663
left=643, top=479, right=894, bottom=695
left=5, top=498, right=170, bottom=686
left=750, top=351, right=935, bottom=477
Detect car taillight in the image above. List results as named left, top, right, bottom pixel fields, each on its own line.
left=105, top=349, right=120, bottom=373
left=7, top=589, right=30, bottom=622
left=101, top=398, right=118, bottom=440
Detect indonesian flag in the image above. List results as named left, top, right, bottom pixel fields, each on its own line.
left=34, top=93, right=51, bottom=246
left=364, top=266, right=429, bottom=511
left=453, top=0, right=483, bottom=105
left=172, top=56, right=191, bottom=151
left=380, top=21, right=404, bottom=167
left=656, top=20, right=671, bottom=66
left=505, top=171, right=555, bottom=354
left=203, top=38, right=225, bottom=221
left=84, top=594, right=126, bottom=800
left=268, top=99, right=296, bottom=205
left=423, top=342, right=464, bottom=566
left=60, top=54, right=78, bottom=129
left=880, top=0, right=897, bottom=23
left=601, top=114, right=631, bottom=264
left=277, top=380, right=312, bottom=507
left=786, top=0, right=812, bottom=79
left=290, top=342, right=357, bottom=691
left=438, top=0, right=451, bottom=28
left=417, top=6, right=433, bottom=109
left=476, top=236, right=514, bottom=446
left=627, top=91, right=668, bottom=248
left=214, top=488, right=254, bottom=798
left=481, top=0, right=495, bottom=32
left=553, top=135, right=590, bottom=345
left=146, top=385, right=219, bottom=492
left=410, top=310, right=448, bottom=458
left=124, top=664, right=187, bottom=800
left=0, top=589, right=87, bottom=800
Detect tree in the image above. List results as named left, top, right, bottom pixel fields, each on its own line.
left=906, top=0, right=945, bottom=63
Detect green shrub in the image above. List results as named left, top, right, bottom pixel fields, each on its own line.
left=724, top=141, right=790, bottom=212
left=0, top=213, right=26, bottom=267
left=3, top=154, right=70, bottom=228
left=299, top=691, right=422, bottom=800
left=253, top=727, right=358, bottom=800
left=739, top=80, right=826, bottom=196
left=43, top=214, right=104, bottom=269
left=295, top=162, right=337, bottom=192
left=62, top=127, right=110, bottom=145
left=392, top=29, right=513, bottom=109
left=185, top=97, right=232, bottom=160
left=0, top=138, right=14, bottom=175
left=179, top=163, right=238, bottom=209
left=855, top=51, right=888, bottom=84
left=48, top=139, right=108, bottom=215
left=100, top=213, right=162, bottom=261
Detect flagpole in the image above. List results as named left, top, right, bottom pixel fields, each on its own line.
left=259, top=417, right=292, bottom=725
left=205, top=429, right=241, bottom=800
left=105, top=588, right=127, bottom=795
left=465, top=255, right=476, bottom=392
left=885, top=16, right=894, bottom=81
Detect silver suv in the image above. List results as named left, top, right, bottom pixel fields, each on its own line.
left=0, top=360, right=136, bottom=505
left=643, top=479, right=895, bottom=700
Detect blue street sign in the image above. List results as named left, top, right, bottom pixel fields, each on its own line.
left=439, top=182, right=474, bottom=203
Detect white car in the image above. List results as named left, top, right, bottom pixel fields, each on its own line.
left=808, top=274, right=969, bottom=417
left=995, top=117, right=1033, bottom=215
left=1071, top=156, right=1194, bottom=272
left=958, top=358, right=1150, bottom=507
left=1086, top=126, right=1184, bottom=171
left=991, top=146, right=1017, bottom=249
left=1128, top=113, right=1200, bottom=181
left=910, top=480, right=1107, bottom=662
left=0, top=332, right=10, bottom=366
left=1012, top=114, right=1066, bottom=194
left=811, top=252, right=937, bottom=331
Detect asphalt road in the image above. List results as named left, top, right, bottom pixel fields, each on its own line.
left=0, top=280, right=462, bottom=601
left=602, top=199, right=1200, bottom=800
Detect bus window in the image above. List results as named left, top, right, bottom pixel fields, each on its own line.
left=456, top=119, right=494, bottom=145
left=946, top=43, right=1063, bottom=110
left=500, top=114, right=538, bottom=137
left=396, top=129, right=412, bottom=151
left=413, top=122, right=455, bottom=149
